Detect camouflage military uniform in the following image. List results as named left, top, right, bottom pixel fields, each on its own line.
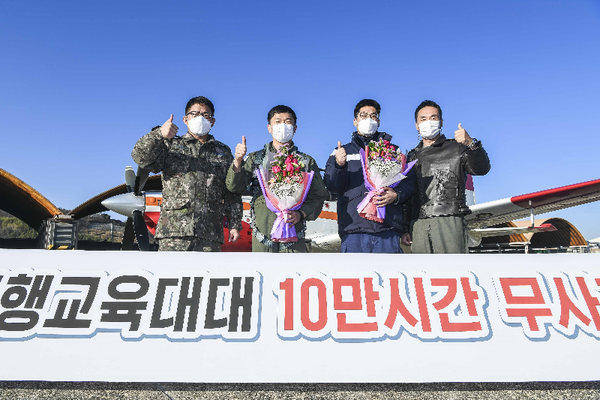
left=132, top=127, right=242, bottom=251
left=226, top=142, right=327, bottom=253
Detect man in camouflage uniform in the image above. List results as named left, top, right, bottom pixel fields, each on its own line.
left=132, top=96, right=242, bottom=251
left=226, top=105, right=327, bottom=253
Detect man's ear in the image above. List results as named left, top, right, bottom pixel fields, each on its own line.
left=415, top=122, right=420, bottom=132
left=210, top=118, right=216, bottom=127
left=293, top=125, right=297, bottom=133
left=353, top=119, right=358, bottom=128
left=440, top=119, right=443, bottom=129
left=267, top=124, right=273, bottom=134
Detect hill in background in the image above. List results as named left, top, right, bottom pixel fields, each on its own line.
left=0, top=209, right=127, bottom=243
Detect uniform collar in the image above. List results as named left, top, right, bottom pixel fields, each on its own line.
left=352, top=131, right=391, bottom=148
left=266, top=141, right=298, bottom=154
left=183, top=132, right=214, bottom=144
left=418, top=133, right=447, bottom=149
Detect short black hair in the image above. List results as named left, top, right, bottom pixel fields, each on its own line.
left=415, top=100, right=442, bottom=121
left=354, top=99, right=381, bottom=118
left=268, top=105, right=297, bottom=125
left=185, top=96, right=215, bottom=116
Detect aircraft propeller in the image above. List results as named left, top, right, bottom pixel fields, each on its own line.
left=121, top=166, right=151, bottom=251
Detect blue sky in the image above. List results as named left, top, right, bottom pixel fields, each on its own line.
left=1, top=0, right=600, bottom=239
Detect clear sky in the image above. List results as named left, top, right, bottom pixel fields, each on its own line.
left=1, top=0, right=600, bottom=239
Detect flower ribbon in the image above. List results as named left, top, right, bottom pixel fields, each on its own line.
left=356, top=188, right=386, bottom=222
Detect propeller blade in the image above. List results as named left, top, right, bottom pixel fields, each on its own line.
left=125, top=166, right=136, bottom=193
left=122, top=217, right=135, bottom=250
left=121, top=165, right=151, bottom=250
left=135, top=167, right=151, bottom=196
left=133, top=210, right=150, bottom=251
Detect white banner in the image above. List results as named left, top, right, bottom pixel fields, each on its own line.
left=0, top=250, right=599, bottom=382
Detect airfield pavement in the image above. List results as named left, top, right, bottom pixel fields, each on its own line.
left=0, top=382, right=600, bottom=399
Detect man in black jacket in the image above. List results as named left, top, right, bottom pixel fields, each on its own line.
left=401, top=100, right=491, bottom=253
left=324, top=99, right=415, bottom=253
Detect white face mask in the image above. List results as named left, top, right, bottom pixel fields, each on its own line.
left=357, top=118, right=378, bottom=137
left=418, top=120, right=441, bottom=140
left=187, top=116, right=212, bottom=136
left=271, top=123, right=295, bottom=143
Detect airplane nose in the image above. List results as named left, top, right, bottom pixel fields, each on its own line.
left=101, top=193, right=145, bottom=217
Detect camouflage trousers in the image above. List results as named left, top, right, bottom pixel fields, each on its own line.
left=158, top=237, right=221, bottom=252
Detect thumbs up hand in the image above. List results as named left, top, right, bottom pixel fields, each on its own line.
left=335, top=141, right=347, bottom=167
left=233, top=136, right=247, bottom=172
left=161, top=114, right=178, bottom=139
left=454, top=123, right=472, bottom=146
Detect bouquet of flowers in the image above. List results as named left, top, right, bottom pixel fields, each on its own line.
left=357, top=138, right=417, bottom=223
left=256, top=144, right=314, bottom=242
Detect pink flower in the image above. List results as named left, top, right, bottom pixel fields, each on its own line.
left=286, top=163, right=293, bottom=172
left=272, top=165, right=282, bottom=173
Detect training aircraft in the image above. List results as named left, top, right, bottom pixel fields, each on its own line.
left=100, top=166, right=600, bottom=252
